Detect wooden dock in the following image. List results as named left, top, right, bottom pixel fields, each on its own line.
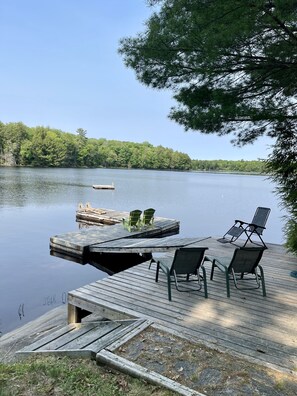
left=17, top=318, right=151, bottom=360
left=67, top=237, right=297, bottom=373
left=50, top=214, right=180, bottom=257
left=89, top=235, right=211, bottom=254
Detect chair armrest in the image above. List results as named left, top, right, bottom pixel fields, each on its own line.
left=213, top=258, right=230, bottom=271
left=248, top=222, right=266, bottom=230
left=157, top=257, right=173, bottom=273
left=204, top=255, right=215, bottom=263
left=234, top=219, right=248, bottom=226
left=205, top=255, right=230, bottom=271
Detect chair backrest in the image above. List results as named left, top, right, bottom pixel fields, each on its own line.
left=229, top=247, right=265, bottom=274
left=249, top=207, right=271, bottom=234
left=129, top=210, right=142, bottom=226
left=143, top=208, right=155, bottom=225
left=170, top=247, right=208, bottom=275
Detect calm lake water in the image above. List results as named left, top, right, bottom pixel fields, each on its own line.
left=0, top=167, right=285, bottom=335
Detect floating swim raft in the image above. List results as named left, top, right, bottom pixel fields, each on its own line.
left=76, top=204, right=121, bottom=226
left=51, top=206, right=180, bottom=258
left=92, top=183, right=114, bottom=190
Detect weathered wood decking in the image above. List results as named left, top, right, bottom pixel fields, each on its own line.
left=17, top=319, right=151, bottom=360
left=68, top=237, right=297, bottom=373
left=89, top=235, right=211, bottom=253
left=50, top=215, right=180, bottom=257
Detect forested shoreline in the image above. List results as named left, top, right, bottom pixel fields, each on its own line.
left=0, top=121, right=265, bottom=173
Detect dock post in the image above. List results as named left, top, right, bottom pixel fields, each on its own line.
left=68, top=303, right=91, bottom=324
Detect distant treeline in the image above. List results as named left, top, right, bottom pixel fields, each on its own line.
left=0, top=122, right=266, bottom=173
left=192, top=159, right=266, bottom=173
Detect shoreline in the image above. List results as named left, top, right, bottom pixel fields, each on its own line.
left=0, top=306, right=68, bottom=363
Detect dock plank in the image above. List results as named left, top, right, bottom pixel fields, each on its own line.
left=68, top=238, right=297, bottom=373
left=16, top=319, right=148, bottom=358
left=50, top=217, right=180, bottom=256
left=59, top=322, right=121, bottom=350
left=89, top=236, right=211, bottom=253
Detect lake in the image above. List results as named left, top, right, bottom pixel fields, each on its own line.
left=0, top=167, right=285, bottom=335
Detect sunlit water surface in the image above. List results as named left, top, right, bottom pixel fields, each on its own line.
left=0, top=168, right=284, bottom=335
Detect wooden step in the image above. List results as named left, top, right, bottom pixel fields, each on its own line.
left=16, top=319, right=151, bottom=360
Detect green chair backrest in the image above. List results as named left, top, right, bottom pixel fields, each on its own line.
left=170, top=247, right=208, bottom=275
left=229, top=247, right=265, bottom=274
left=128, top=209, right=142, bottom=226
left=143, top=208, right=155, bottom=225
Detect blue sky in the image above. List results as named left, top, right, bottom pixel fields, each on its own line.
left=0, top=0, right=273, bottom=160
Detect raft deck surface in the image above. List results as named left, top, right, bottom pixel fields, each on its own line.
left=89, top=235, right=211, bottom=253
left=68, top=237, right=297, bottom=373
left=50, top=215, right=179, bottom=257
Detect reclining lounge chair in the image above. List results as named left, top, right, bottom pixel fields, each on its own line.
left=217, top=207, right=271, bottom=248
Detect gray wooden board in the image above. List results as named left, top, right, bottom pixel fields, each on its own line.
left=17, top=322, right=120, bottom=354
left=89, top=236, right=211, bottom=253
left=16, top=320, right=149, bottom=357
left=79, top=280, right=296, bottom=356
left=94, top=282, right=296, bottom=356
left=67, top=238, right=297, bottom=372
left=125, top=265, right=297, bottom=318
left=99, top=267, right=297, bottom=325
left=56, top=322, right=121, bottom=351
left=70, top=285, right=296, bottom=370
left=84, top=319, right=148, bottom=353
left=17, top=324, right=77, bottom=353
left=50, top=218, right=179, bottom=254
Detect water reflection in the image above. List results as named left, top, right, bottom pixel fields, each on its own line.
left=0, top=167, right=285, bottom=336
left=51, top=248, right=151, bottom=276
left=18, top=304, right=25, bottom=320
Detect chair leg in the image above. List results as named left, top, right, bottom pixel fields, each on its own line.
left=156, top=263, right=172, bottom=300
left=258, top=234, right=268, bottom=249
left=155, top=262, right=160, bottom=282
left=259, top=265, right=266, bottom=296
left=225, top=268, right=231, bottom=297
left=149, top=257, right=156, bottom=269
left=167, top=272, right=172, bottom=301
left=201, top=266, right=208, bottom=298
left=210, top=261, right=215, bottom=280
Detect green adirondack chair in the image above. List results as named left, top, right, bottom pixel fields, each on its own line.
left=122, top=209, right=142, bottom=232
left=141, top=208, right=155, bottom=228
left=154, top=247, right=209, bottom=301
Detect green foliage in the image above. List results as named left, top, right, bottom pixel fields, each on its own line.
left=119, top=0, right=297, bottom=254
left=0, top=356, right=175, bottom=396
left=119, top=0, right=297, bottom=145
left=0, top=122, right=28, bottom=165
left=0, top=121, right=192, bottom=170
left=192, top=159, right=266, bottom=173
left=265, top=123, right=297, bottom=254
left=0, top=121, right=267, bottom=173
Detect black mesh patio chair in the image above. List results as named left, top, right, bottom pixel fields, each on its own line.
left=154, top=247, right=208, bottom=301
left=217, top=207, right=271, bottom=248
left=206, top=247, right=266, bottom=297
